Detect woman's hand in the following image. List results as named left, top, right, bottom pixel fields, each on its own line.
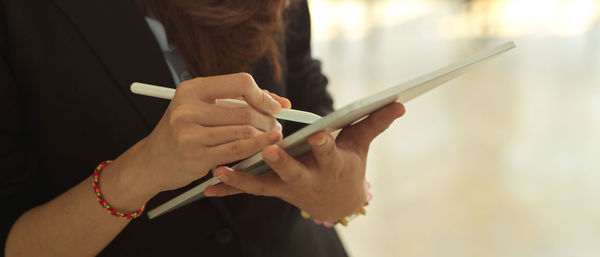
left=204, top=102, right=405, bottom=221
left=103, top=73, right=291, bottom=210
left=4, top=72, right=292, bottom=257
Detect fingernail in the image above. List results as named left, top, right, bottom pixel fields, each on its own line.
left=316, top=135, right=327, bottom=146
left=275, top=122, right=282, bottom=131
left=266, top=150, right=280, bottom=162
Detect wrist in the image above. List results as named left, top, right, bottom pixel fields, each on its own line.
left=97, top=162, right=154, bottom=213
left=98, top=141, right=158, bottom=213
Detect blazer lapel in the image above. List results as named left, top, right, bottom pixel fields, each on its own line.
left=51, top=0, right=175, bottom=128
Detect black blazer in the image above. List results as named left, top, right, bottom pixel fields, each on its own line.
left=0, top=0, right=347, bottom=256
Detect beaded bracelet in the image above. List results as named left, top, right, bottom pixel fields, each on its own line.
left=301, top=180, right=373, bottom=227
left=92, top=160, right=145, bottom=219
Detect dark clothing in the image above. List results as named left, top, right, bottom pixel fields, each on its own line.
left=0, top=0, right=345, bottom=256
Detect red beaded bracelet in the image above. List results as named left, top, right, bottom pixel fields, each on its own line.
left=92, top=160, right=145, bottom=219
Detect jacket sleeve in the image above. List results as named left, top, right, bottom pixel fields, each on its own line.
left=284, top=0, right=334, bottom=134
left=0, top=2, right=43, bottom=252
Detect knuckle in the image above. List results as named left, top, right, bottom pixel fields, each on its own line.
left=177, top=80, right=193, bottom=89
left=236, top=73, right=258, bottom=96
left=238, top=109, right=255, bottom=125
left=169, top=107, right=196, bottom=125
left=236, top=72, right=254, bottom=86
left=324, top=140, right=336, bottom=154
left=222, top=172, right=238, bottom=186
left=238, top=125, right=257, bottom=139
left=177, top=78, right=205, bottom=95
left=168, top=111, right=184, bottom=128
left=229, top=142, right=248, bottom=157
left=167, top=113, right=179, bottom=128
left=312, top=135, right=335, bottom=154
left=194, top=111, right=208, bottom=123
left=175, top=132, right=197, bottom=146
left=239, top=81, right=253, bottom=95
left=178, top=78, right=199, bottom=90
left=175, top=134, right=187, bottom=145
left=258, top=91, right=271, bottom=109
left=200, top=127, right=217, bottom=141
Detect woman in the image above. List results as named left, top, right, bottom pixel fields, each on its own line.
left=1, top=0, right=404, bottom=256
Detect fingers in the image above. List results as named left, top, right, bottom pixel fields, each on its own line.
left=188, top=73, right=281, bottom=115
left=198, top=104, right=282, bottom=132
left=262, top=145, right=308, bottom=184
left=204, top=183, right=244, bottom=197
left=233, top=90, right=291, bottom=109
left=307, top=131, right=339, bottom=170
left=264, top=90, right=291, bottom=109
left=211, top=130, right=282, bottom=165
left=175, top=74, right=289, bottom=131
left=198, top=125, right=263, bottom=146
left=340, top=102, right=405, bottom=152
left=207, top=167, right=284, bottom=197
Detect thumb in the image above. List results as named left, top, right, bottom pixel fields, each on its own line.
left=338, top=102, right=405, bottom=153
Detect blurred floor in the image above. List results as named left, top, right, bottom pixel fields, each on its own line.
left=307, top=0, right=600, bottom=256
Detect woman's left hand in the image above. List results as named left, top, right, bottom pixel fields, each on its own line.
left=204, top=102, right=405, bottom=222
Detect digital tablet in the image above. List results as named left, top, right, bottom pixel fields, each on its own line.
left=147, top=41, right=517, bottom=219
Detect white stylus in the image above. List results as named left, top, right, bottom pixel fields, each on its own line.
left=130, top=82, right=322, bottom=124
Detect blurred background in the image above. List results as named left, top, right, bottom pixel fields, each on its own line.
left=306, top=0, right=600, bottom=256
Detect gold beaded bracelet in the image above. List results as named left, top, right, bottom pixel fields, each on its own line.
left=301, top=180, right=372, bottom=227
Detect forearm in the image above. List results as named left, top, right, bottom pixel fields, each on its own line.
left=5, top=143, right=155, bottom=257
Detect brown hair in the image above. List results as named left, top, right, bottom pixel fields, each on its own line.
left=140, top=0, right=288, bottom=82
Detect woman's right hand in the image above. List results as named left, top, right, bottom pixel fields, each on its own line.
left=103, top=73, right=286, bottom=208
